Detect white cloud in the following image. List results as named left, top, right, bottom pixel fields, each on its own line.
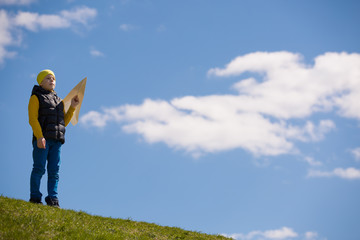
left=0, top=0, right=35, bottom=5
left=209, top=51, right=360, bottom=120
left=308, top=167, right=360, bottom=180
left=304, top=157, right=322, bottom=167
left=302, top=120, right=335, bottom=141
left=0, top=10, right=17, bottom=63
left=14, top=6, right=97, bottom=31
left=81, top=98, right=334, bottom=157
left=79, top=51, right=360, bottom=157
left=262, top=227, right=298, bottom=239
left=305, top=231, right=319, bottom=240
left=351, top=147, right=360, bottom=161
left=90, top=47, right=104, bottom=57
left=223, top=227, right=298, bottom=240
left=60, top=7, right=97, bottom=26
left=14, top=11, right=70, bottom=31
left=224, top=228, right=326, bottom=240
left=0, top=6, right=97, bottom=64
left=80, top=111, right=108, bottom=128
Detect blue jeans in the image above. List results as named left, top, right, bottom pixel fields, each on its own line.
left=30, top=139, right=62, bottom=200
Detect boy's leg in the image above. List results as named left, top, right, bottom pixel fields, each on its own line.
left=46, top=140, right=62, bottom=199
left=30, top=140, right=48, bottom=200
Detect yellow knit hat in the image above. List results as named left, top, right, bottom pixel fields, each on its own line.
left=37, top=69, right=56, bottom=85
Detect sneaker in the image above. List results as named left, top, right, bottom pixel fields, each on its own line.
left=45, top=196, right=60, bottom=208
left=29, top=198, right=42, bottom=204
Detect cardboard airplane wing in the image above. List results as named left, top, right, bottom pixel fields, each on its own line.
left=63, top=77, right=87, bottom=126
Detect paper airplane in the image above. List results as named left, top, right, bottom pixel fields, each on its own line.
left=63, top=77, right=87, bottom=126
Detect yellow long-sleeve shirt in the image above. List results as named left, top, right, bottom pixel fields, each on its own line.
left=28, top=95, right=76, bottom=140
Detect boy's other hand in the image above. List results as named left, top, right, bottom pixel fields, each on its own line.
left=37, top=138, right=46, bottom=149
left=71, top=95, right=80, bottom=108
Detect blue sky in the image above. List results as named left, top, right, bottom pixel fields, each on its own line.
left=1, top=0, right=360, bottom=239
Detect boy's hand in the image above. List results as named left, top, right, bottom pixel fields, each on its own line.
left=71, top=95, right=80, bottom=108
left=37, top=138, right=46, bottom=149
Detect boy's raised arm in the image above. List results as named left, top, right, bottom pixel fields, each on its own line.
left=64, top=105, right=75, bottom=127
left=63, top=95, right=79, bottom=127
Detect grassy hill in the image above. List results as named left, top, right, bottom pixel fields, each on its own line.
left=0, top=196, right=231, bottom=240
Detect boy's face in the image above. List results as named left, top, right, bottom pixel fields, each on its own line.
left=40, top=74, right=56, bottom=91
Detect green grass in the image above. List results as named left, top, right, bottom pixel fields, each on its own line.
left=0, top=196, right=231, bottom=240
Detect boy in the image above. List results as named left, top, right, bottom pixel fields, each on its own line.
left=28, top=69, right=79, bottom=207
